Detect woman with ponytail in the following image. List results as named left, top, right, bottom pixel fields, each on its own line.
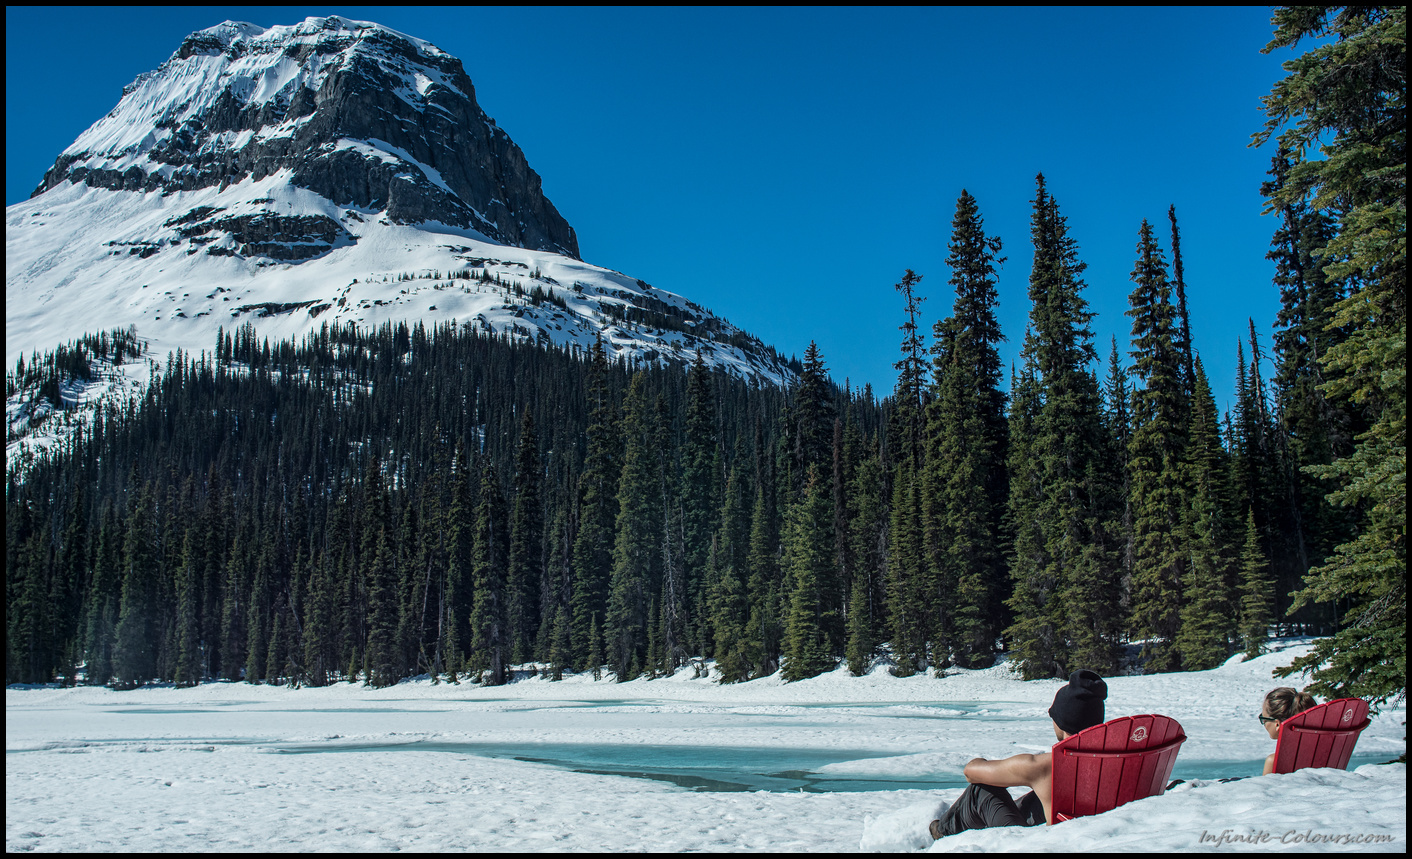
left=1260, top=687, right=1317, bottom=775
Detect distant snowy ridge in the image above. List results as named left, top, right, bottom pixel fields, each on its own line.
left=6, top=173, right=791, bottom=380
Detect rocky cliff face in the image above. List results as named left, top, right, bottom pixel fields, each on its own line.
left=33, top=17, right=579, bottom=258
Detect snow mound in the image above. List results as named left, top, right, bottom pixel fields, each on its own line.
left=856, top=764, right=1407, bottom=853
left=861, top=798, right=951, bottom=852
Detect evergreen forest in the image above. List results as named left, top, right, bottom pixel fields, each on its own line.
left=5, top=6, right=1403, bottom=706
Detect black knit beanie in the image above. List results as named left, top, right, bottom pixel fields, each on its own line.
left=1049, top=669, right=1108, bottom=734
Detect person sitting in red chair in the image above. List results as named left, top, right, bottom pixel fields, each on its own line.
left=1260, top=687, right=1317, bottom=775
left=929, top=670, right=1108, bottom=840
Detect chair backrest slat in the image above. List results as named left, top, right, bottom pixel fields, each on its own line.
left=1050, top=714, right=1186, bottom=824
left=1326, top=728, right=1357, bottom=770
left=1118, top=715, right=1153, bottom=808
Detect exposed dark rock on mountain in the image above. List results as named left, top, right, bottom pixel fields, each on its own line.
left=33, top=17, right=579, bottom=258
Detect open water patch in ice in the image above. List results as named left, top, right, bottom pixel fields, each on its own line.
left=266, top=739, right=965, bottom=793
left=789, top=701, right=1025, bottom=720
left=107, top=706, right=451, bottom=715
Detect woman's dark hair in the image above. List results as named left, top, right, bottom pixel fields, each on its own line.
left=1265, top=687, right=1317, bottom=721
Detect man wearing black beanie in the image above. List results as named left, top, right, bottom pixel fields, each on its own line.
left=929, top=670, right=1109, bottom=839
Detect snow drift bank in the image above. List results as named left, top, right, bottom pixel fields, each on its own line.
left=861, top=764, right=1406, bottom=853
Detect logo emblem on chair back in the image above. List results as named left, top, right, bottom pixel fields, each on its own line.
left=1130, top=725, right=1147, bottom=743
left=1342, top=708, right=1354, bottom=723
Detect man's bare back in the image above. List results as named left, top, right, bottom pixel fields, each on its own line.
left=962, top=746, right=1057, bottom=824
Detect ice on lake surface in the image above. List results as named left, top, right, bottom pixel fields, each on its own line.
left=264, top=737, right=1392, bottom=792
left=7, top=643, right=1406, bottom=852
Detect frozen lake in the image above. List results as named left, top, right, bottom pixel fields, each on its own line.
left=7, top=642, right=1406, bottom=852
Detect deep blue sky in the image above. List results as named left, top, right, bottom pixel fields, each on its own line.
left=6, top=7, right=1301, bottom=412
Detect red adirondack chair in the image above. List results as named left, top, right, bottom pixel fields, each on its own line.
left=1272, top=697, right=1370, bottom=774
left=1049, top=714, right=1187, bottom=824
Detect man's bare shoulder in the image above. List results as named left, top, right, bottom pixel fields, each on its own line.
left=963, top=750, right=1053, bottom=789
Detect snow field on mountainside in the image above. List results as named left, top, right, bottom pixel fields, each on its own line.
left=6, top=175, right=787, bottom=380
left=6, top=640, right=1405, bottom=852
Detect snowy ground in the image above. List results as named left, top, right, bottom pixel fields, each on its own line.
left=6, top=640, right=1405, bottom=852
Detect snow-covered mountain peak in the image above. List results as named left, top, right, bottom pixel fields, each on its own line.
left=36, top=14, right=573, bottom=257
left=59, top=17, right=453, bottom=170
left=7, top=16, right=797, bottom=438
left=178, top=16, right=439, bottom=59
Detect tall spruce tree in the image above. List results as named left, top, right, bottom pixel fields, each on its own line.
left=927, top=190, right=1010, bottom=668
left=745, top=480, right=782, bottom=677
left=1175, top=361, right=1236, bottom=669
left=302, top=541, right=337, bottom=686
left=847, top=433, right=888, bottom=670
left=54, top=485, right=90, bottom=684
left=1257, top=5, right=1405, bottom=705
left=606, top=374, right=661, bottom=680
left=173, top=527, right=203, bottom=686
left=113, top=482, right=159, bottom=689
left=364, top=525, right=400, bottom=687
left=887, top=458, right=928, bottom=675
left=6, top=483, right=29, bottom=684
left=1231, top=330, right=1298, bottom=622
left=1252, top=321, right=1307, bottom=620
left=887, top=268, right=930, bottom=675
left=1126, top=218, right=1190, bottom=672
left=12, top=509, right=54, bottom=685
left=539, top=465, right=577, bottom=666
left=793, top=342, right=836, bottom=490
left=84, top=506, right=122, bottom=686
left=198, top=477, right=228, bottom=681
left=442, top=442, right=474, bottom=679
left=470, top=463, right=509, bottom=685
left=506, top=408, right=543, bottom=664
left=1004, top=350, right=1057, bottom=679
left=360, top=455, right=400, bottom=687
left=572, top=340, right=620, bottom=667
left=1167, top=205, right=1197, bottom=401
left=401, top=470, right=442, bottom=677
left=892, top=270, right=928, bottom=471
left=680, top=354, right=719, bottom=643
left=1238, top=509, right=1276, bottom=659
left=821, top=420, right=848, bottom=656
left=243, top=519, right=272, bottom=685
left=782, top=465, right=837, bottom=681
left=657, top=450, right=688, bottom=675
left=710, top=462, right=752, bottom=682
left=1102, top=338, right=1135, bottom=599
left=1007, top=176, right=1123, bottom=678
left=1265, top=147, right=1352, bottom=590
left=474, top=463, right=513, bottom=683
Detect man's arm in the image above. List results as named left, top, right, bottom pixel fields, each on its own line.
left=963, top=753, right=1051, bottom=789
